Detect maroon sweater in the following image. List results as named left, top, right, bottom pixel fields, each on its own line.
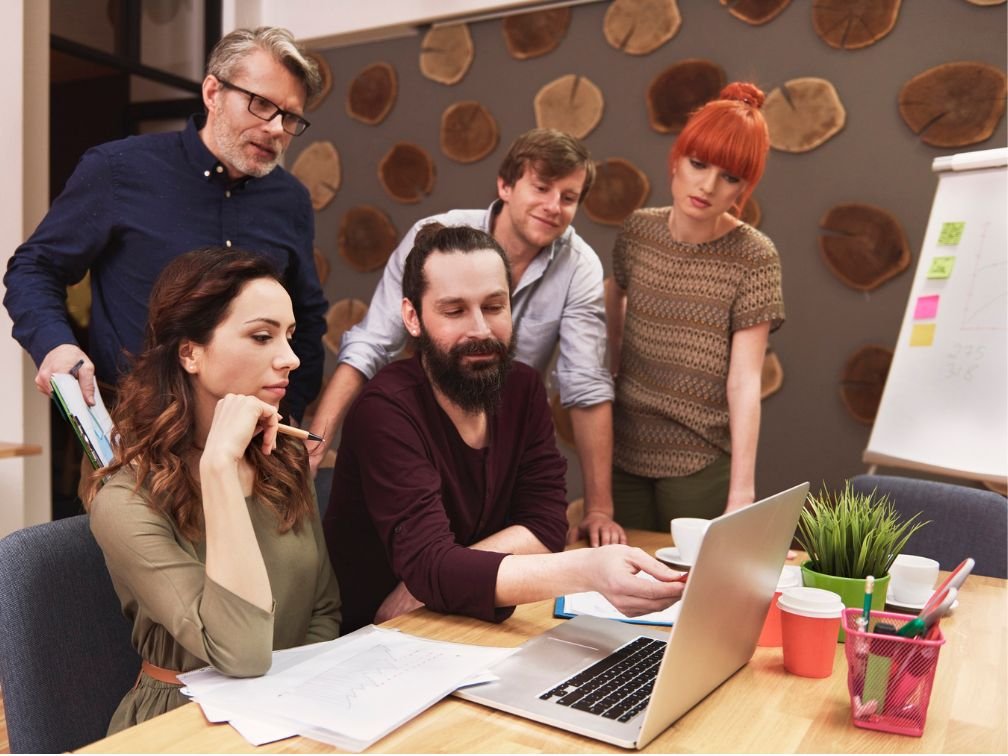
left=323, top=356, right=569, bottom=632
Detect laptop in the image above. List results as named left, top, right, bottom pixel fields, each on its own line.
left=454, top=482, right=809, bottom=749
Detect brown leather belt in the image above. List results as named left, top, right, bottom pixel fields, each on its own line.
left=137, top=660, right=183, bottom=687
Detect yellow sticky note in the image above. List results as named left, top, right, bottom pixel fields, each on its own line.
left=927, top=256, right=956, bottom=279
left=938, top=222, right=965, bottom=246
left=910, top=323, right=936, bottom=347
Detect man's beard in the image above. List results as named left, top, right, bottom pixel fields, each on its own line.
left=211, top=104, right=283, bottom=178
left=419, top=326, right=516, bottom=414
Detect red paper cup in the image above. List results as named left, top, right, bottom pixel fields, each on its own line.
left=778, top=587, right=843, bottom=678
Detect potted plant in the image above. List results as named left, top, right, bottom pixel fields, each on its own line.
left=795, top=481, right=928, bottom=640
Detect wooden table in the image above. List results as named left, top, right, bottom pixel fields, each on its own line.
left=78, top=531, right=1007, bottom=753
left=0, top=441, right=42, bottom=458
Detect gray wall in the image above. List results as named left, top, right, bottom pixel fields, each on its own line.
left=296, top=1, right=1007, bottom=501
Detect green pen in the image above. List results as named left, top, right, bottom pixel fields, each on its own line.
left=862, top=575, right=874, bottom=626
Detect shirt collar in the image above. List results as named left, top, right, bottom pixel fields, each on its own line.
left=182, top=113, right=252, bottom=190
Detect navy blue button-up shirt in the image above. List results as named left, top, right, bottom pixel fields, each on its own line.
left=3, top=115, right=327, bottom=421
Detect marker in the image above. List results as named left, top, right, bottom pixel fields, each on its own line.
left=69, top=359, right=85, bottom=379
left=277, top=424, right=324, bottom=443
left=862, top=575, right=874, bottom=625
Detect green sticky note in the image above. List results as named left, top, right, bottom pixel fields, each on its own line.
left=938, top=222, right=965, bottom=246
left=927, top=256, right=956, bottom=279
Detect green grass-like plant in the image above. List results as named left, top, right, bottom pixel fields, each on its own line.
left=796, top=481, right=929, bottom=579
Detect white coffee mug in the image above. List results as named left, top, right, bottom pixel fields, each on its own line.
left=889, top=553, right=940, bottom=605
left=670, top=517, right=710, bottom=564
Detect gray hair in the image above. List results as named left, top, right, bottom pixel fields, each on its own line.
left=206, top=27, right=322, bottom=102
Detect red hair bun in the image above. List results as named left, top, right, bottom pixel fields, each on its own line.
left=719, top=82, right=765, bottom=110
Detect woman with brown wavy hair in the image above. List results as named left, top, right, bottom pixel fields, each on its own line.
left=85, top=247, right=340, bottom=734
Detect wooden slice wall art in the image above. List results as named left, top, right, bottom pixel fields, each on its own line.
left=313, top=247, right=330, bottom=285
left=419, top=24, right=474, bottom=85
left=583, top=158, right=650, bottom=226
left=646, top=59, right=725, bottom=134
left=323, top=298, right=369, bottom=354
left=840, top=345, right=893, bottom=425
left=819, top=203, right=909, bottom=291
left=502, top=7, right=571, bottom=59
left=338, top=205, right=399, bottom=273
left=378, top=143, right=436, bottom=203
left=533, top=74, right=604, bottom=139
left=550, top=393, right=575, bottom=448
left=760, top=347, right=783, bottom=399
left=346, top=62, right=397, bottom=125
left=763, top=77, right=846, bottom=152
left=440, top=101, right=499, bottom=163
left=898, top=62, right=1007, bottom=147
left=290, top=141, right=341, bottom=211
left=729, top=195, right=762, bottom=227
left=720, top=0, right=792, bottom=25
left=966, top=0, right=1004, bottom=5
left=812, top=0, right=901, bottom=49
left=305, top=52, right=333, bottom=112
left=603, top=0, right=682, bottom=55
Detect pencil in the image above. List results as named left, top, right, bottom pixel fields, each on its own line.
left=277, top=424, right=324, bottom=443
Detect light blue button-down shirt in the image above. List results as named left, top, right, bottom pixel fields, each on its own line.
left=338, top=202, right=614, bottom=408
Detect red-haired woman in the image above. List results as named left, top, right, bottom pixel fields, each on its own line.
left=607, top=82, right=785, bottom=530
left=85, top=247, right=340, bottom=734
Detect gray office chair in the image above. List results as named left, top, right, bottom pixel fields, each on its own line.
left=0, top=515, right=139, bottom=753
left=850, top=474, right=1007, bottom=578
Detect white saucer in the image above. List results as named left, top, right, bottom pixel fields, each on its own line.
left=885, top=593, right=960, bottom=614
left=655, top=546, right=694, bottom=568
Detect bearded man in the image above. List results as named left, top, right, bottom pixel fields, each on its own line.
left=323, top=224, right=683, bottom=632
left=4, top=27, right=326, bottom=423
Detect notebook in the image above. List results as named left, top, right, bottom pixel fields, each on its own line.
left=454, top=482, right=809, bottom=749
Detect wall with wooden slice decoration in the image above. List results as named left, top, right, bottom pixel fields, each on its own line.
left=440, top=101, right=499, bottom=163
left=812, top=0, right=901, bottom=49
left=763, top=77, right=846, bottom=152
left=291, top=2, right=1005, bottom=502
left=583, top=158, right=650, bottom=226
left=720, top=0, right=791, bottom=25
left=646, top=59, right=725, bottom=134
left=323, top=298, right=369, bottom=354
left=346, top=62, right=397, bottom=125
left=502, top=7, right=571, bottom=59
left=840, top=345, right=893, bottom=424
left=313, top=247, right=330, bottom=285
left=819, top=203, right=910, bottom=291
left=338, top=205, right=398, bottom=272
left=533, top=74, right=604, bottom=139
left=290, top=141, right=341, bottom=211
left=304, top=52, right=332, bottom=111
left=419, top=24, right=474, bottom=85
left=730, top=196, right=762, bottom=227
left=761, top=348, right=783, bottom=399
left=378, top=142, right=436, bottom=203
left=898, top=62, right=1007, bottom=147
left=603, top=0, right=681, bottom=54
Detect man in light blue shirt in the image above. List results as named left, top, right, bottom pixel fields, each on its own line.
left=309, top=129, right=624, bottom=547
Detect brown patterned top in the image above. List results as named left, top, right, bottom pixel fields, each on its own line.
left=612, top=207, right=784, bottom=478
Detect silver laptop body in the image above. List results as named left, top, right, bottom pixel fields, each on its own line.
left=454, top=482, right=810, bottom=749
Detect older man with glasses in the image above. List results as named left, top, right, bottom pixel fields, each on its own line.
left=4, top=26, right=327, bottom=425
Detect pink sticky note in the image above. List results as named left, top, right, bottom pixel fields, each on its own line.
left=914, top=294, right=940, bottom=320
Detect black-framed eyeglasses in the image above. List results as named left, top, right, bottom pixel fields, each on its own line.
left=216, top=77, right=311, bottom=136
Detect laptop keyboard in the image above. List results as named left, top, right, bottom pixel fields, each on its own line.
left=538, top=636, right=666, bottom=723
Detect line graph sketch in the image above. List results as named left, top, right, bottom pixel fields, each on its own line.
left=960, top=220, right=1008, bottom=332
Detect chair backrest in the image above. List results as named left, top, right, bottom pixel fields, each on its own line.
left=850, top=474, right=1008, bottom=578
left=0, top=515, right=139, bottom=753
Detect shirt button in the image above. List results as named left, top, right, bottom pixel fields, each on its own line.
left=215, top=165, right=224, bottom=174
left=225, top=240, right=232, bottom=248
left=203, top=170, right=210, bottom=177
left=225, top=190, right=231, bottom=198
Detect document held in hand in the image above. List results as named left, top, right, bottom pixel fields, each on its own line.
left=50, top=373, right=115, bottom=469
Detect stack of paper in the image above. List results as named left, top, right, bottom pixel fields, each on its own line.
left=179, top=626, right=516, bottom=751
left=50, top=373, right=115, bottom=468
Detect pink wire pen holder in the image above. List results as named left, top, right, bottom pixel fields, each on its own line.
left=842, top=608, right=945, bottom=737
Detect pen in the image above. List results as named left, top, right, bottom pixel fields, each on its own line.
left=69, top=359, right=85, bottom=379
left=862, top=575, right=874, bottom=625
left=277, top=424, right=324, bottom=443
